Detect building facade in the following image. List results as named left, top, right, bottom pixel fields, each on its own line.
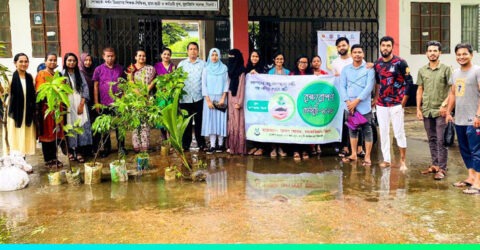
left=1, top=0, right=479, bottom=79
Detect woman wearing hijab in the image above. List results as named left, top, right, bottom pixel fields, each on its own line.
left=201, top=48, right=229, bottom=154
left=79, top=52, right=97, bottom=156
left=226, top=49, right=246, bottom=155
left=61, top=52, right=93, bottom=163
left=3, top=53, right=36, bottom=157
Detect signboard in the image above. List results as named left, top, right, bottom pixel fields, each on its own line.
left=317, top=31, right=360, bottom=74
left=86, top=0, right=219, bottom=11
left=245, top=73, right=343, bottom=144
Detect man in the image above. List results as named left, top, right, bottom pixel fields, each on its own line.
left=339, top=44, right=375, bottom=166
left=416, top=41, right=451, bottom=180
left=374, top=36, right=414, bottom=170
left=93, top=47, right=126, bottom=157
left=177, top=42, right=207, bottom=151
left=331, top=37, right=353, bottom=158
left=446, top=43, right=480, bottom=194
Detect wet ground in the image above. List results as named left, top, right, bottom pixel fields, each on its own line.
left=1, top=107, right=480, bottom=243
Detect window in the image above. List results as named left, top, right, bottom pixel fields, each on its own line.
left=0, top=0, right=12, bottom=57
left=411, top=2, right=450, bottom=54
left=462, top=5, right=479, bottom=51
left=30, top=0, right=60, bottom=58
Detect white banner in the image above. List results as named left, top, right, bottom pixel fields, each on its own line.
left=86, top=0, right=219, bottom=11
left=245, top=73, right=343, bottom=144
left=317, top=31, right=361, bottom=74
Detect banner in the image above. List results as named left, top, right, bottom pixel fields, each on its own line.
left=245, top=73, right=343, bottom=144
left=86, top=0, right=219, bottom=11
left=317, top=31, right=360, bottom=74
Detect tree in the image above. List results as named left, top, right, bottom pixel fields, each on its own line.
left=162, top=23, right=188, bottom=46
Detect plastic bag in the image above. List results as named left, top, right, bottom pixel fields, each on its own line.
left=443, top=121, right=455, bottom=147
left=0, top=166, right=29, bottom=191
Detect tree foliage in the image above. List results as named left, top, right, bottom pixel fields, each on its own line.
left=162, top=23, right=188, bottom=46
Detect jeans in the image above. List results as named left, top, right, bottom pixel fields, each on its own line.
left=423, top=116, right=448, bottom=170
left=455, top=125, right=480, bottom=172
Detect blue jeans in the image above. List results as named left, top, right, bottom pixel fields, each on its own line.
left=455, top=125, right=480, bottom=172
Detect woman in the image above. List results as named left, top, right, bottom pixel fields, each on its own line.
left=267, top=52, right=289, bottom=157
left=245, top=50, right=267, bottom=156
left=226, top=49, right=246, bottom=155
left=36, top=53, right=64, bottom=167
left=127, top=49, right=157, bottom=153
left=154, top=47, right=176, bottom=141
left=311, top=55, right=329, bottom=76
left=61, top=52, right=93, bottom=163
left=2, top=53, right=36, bottom=157
left=289, top=55, right=312, bottom=160
left=79, top=52, right=97, bottom=156
left=201, top=48, right=228, bottom=154
left=268, top=52, right=290, bottom=75
left=154, top=47, right=176, bottom=76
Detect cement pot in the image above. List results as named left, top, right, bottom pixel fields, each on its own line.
left=110, top=160, right=128, bottom=183
left=84, top=162, right=103, bottom=185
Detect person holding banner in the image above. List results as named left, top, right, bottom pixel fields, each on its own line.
left=290, top=55, right=313, bottom=160
left=226, top=49, right=247, bottom=155
left=339, top=45, right=375, bottom=166
left=246, top=50, right=268, bottom=156
left=267, top=52, right=289, bottom=157
left=374, top=36, right=413, bottom=170
left=201, top=48, right=229, bottom=154
left=311, top=55, right=329, bottom=76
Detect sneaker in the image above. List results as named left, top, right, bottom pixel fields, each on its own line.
left=206, top=147, right=215, bottom=155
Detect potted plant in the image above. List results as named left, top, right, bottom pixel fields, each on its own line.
left=87, top=109, right=113, bottom=184
left=36, top=72, right=84, bottom=185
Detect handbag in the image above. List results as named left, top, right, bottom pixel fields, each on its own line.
left=346, top=111, right=368, bottom=130
left=213, top=101, right=227, bottom=113
left=443, top=121, right=455, bottom=147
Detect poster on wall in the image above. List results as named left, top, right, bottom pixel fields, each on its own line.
left=245, top=73, right=343, bottom=144
left=86, top=0, right=219, bottom=11
left=317, top=31, right=360, bottom=74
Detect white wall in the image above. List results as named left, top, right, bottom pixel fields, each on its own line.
left=398, top=0, right=480, bottom=81
left=0, top=0, right=61, bottom=79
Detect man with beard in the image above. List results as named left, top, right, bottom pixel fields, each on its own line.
left=374, top=36, right=414, bottom=170
left=416, top=41, right=451, bottom=180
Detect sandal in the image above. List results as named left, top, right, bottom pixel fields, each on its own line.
left=338, top=149, right=349, bottom=158
left=253, top=148, right=264, bottom=156
left=76, top=154, right=85, bottom=163
left=421, top=166, right=439, bottom=174
left=278, top=148, right=287, bottom=157
left=462, top=187, right=480, bottom=195
left=433, top=169, right=446, bottom=180
left=248, top=148, right=258, bottom=155
left=293, top=152, right=301, bottom=161
left=379, top=162, right=391, bottom=168
left=342, top=157, right=357, bottom=163
left=357, top=151, right=366, bottom=158
left=453, top=181, right=473, bottom=188
left=50, top=159, right=64, bottom=169
left=302, top=151, right=309, bottom=160
left=362, top=161, right=372, bottom=166
left=68, top=153, right=77, bottom=161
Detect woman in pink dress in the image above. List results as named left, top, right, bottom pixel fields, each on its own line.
left=226, top=49, right=246, bottom=155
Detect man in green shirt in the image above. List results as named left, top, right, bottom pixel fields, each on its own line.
left=416, top=41, right=451, bottom=180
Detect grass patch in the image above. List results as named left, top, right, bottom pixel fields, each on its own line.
left=0, top=217, right=11, bottom=244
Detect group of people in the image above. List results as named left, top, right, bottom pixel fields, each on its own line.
left=3, top=35, right=480, bottom=195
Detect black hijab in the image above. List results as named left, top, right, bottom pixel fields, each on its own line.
left=8, top=70, right=35, bottom=128
left=227, top=49, right=245, bottom=97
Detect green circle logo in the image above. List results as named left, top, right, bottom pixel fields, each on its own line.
left=297, top=80, right=340, bottom=127
left=268, top=93, right=295, bottom=121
